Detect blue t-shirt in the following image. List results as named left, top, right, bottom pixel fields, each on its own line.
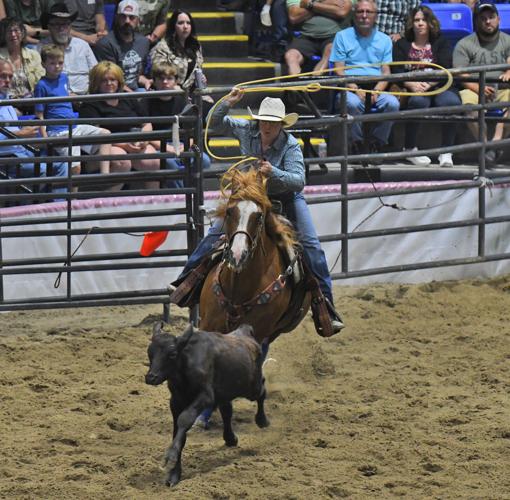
left=34, top=72, right=76, bottom=134
left=330, top=27, right=393, bottom=76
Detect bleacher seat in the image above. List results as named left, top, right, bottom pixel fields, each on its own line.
left=104, top=2, right=116, bottom=30
left=422, top=3, right=473, bottom=47
left=497, top=4, right=510, bottom=35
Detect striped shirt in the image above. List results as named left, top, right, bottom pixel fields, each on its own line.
left=377, top=0, right=420, bottom=36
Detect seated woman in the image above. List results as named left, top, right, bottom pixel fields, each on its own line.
left=79, top=61, right=160, bottom=191
left=2, top=0, right=50, bottom=45
left=145, top=61, right=211, bottom=188
left=0, top=17, right=44, bottom=112
left=392, top=5, right=461, bottom=168
left=149, top=9, right=213, bottom=114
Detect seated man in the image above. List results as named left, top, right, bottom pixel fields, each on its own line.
left=453, top=1, right=510, bottom=166
left=0, top=57, right=67, bottom=196
left=3, top=0, right=51, bottom=45
left=170, top=89, right=344, bottom=333
left=285, top=0, right=352, bottom=77
left=330, top=0, right=399, bottom=154
left=40, top=2, right=97, bottom=95
left=94, top=0, right=151, bottom=92
left=64, top=0, right=108, bottom=47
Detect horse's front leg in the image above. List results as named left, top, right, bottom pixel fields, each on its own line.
left=255, top=378, right=270, bottom=428
left=164, top=388, right=214, bottom=484
left=219, top=401, right=238, bottom=446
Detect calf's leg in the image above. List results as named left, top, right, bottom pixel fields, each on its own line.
left=219, top=402, right=238, bottom=447
left=255, top=380, right=270, bottom=428
left=164, top=389, right=214, bottom=474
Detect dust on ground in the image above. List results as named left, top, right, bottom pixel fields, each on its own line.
left=1, top=277, right=509, bottom=499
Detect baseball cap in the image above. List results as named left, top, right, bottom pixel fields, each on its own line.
left=473, top=0, right=499, bottom=17
left=117, top=0, right=140, bottom=17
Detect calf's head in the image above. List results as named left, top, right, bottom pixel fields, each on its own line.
left=145, top=322, right=180, bottom=386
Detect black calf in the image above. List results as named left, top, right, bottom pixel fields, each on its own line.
left=145, top=322, right=269, bottom=486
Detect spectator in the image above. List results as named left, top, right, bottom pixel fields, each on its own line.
left=63, top=0, right=108, bottom=47
left=40, top=2, right=97, bottom=95
left=258, top=0, right=289, bottom=61
left=331, top=0, right=400, bottom=154
left=137, top=0, right=169, bottom=46
left=145, top=61, right=212, bottom=188
left=2, top=0, right=50, bottom=45
left=393, top=5, right=461, bottom=167
left=377, top=0, right=421, bottom=41
left=453, top=1, right=510, bottom=166
left=79, top=61, right=161, bottom=190
left=284, top=0, right=352, bottom=77
left=0, top=17, right=44, bottom=110
left=150, top=10, right=207, bottom=93
left=0, top=57, right=68, bottom=196
left=34, top=45, right=112, bottom=186
left=94, top=0, right=151, bottom=91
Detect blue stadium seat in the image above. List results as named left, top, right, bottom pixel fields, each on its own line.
left=497, top=4, right=510, bottom=34
left=104, top=2, right=116, bottom=30
left=422, top=3, right=473, bottom=46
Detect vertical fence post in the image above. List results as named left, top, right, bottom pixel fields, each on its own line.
left=339, top=90, right=349, bottom=274
left=66, top=123, right=73, bottom=300
left=477, top=70, right=487, bottom=258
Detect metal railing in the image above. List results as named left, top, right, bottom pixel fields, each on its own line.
left=0, top=65, right=509, bottom=312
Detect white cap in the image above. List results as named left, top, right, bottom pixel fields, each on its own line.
left=117, top=0, right=140, bottom=17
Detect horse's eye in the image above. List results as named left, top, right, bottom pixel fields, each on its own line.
left=257, top=212, right=263, bottom=221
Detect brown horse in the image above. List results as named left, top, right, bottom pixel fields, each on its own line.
left=199, top=168, right=311, bottom=344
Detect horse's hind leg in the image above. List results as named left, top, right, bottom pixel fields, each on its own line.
left=255, top=380, right=270, bottom=428
left=219, top=402, right=238, bottom=446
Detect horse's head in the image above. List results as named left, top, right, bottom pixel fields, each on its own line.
left=218, top=168, right=271, bottom=273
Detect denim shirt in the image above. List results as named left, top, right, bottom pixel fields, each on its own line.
left=210, top=101, right=305, bottom=196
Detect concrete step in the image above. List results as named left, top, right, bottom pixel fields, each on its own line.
left=193, top=12, right=243, bottom=35
left=203, top=59, right=281, bottom=87
left=198, top=34, right=249, bottom=58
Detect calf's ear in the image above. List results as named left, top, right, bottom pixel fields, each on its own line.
left=152, top=321, right=164, bottom=338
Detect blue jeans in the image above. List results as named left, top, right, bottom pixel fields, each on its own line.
left=343, top=92, right=400, bottom=145
left=180, top=191, right=334, bottom=302
left=8, top=151, right=68, bottom=195
left=164, top=152, right=211, bottom=188
left=405, top=89, right=461, bottom=149
left=271, top=0, right=288, bottom=44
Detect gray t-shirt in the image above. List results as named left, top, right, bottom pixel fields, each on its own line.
left=94, top=32, right=150, bottom=90
left=453, top=32, right=510, bottom=80
left=286, top=0, right=351, bottom=38
left=65, top=0, right=105, bottom=35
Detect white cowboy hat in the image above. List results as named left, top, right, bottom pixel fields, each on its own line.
left=248, top=97, right=299, bottom=128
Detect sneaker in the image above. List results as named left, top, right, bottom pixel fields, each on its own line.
left=260, top=4, right=272, bottom=26
left=405, top=147, right=431, bottom=166
left=438, top=153, right=453, bottom=168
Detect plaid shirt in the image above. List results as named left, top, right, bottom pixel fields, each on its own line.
left=377, top=0, right=421, bottom=36
left=210, top=101, right=306, bottom=196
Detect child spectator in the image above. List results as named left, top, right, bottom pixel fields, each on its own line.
left=145, top=61, right=211, bottom=188
left=34, top=44, right=111, bottom=182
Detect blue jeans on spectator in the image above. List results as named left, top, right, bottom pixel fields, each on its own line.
left=164, top=152, right=211, bottom=188
left=9, top=151, right=68, bottom=196
left=405, top=89, right=461, bottom=149
left=271, top=0, right=288, bottom=44
left=178, top=191, right=334, bottom=302
left=343, top=92, right=400, bottom=145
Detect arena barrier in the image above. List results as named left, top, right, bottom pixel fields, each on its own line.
left=0, top=66, right=509, bottom=312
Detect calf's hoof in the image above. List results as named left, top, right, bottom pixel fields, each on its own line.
left=224, top=433, right=238, bottom=447
left=256, top=414, right=270, bottom=428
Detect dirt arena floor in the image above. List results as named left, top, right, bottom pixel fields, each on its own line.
left=1, top=276, right=510, bottom=499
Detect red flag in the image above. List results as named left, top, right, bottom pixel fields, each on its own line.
left=140, top=231, right=169, bottom=256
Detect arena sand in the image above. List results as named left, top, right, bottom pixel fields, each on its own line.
left=1, top=276, right=509, bottom=499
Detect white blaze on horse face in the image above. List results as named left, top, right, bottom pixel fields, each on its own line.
left=230, top=200, right=258, bottom=265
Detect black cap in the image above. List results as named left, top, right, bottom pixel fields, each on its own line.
left=41, top=3, right=78, bottom=29
left=473, top=0, right=498, bottom=17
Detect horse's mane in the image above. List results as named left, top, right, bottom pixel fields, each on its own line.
left=215, top=168, right=298, bottom=249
